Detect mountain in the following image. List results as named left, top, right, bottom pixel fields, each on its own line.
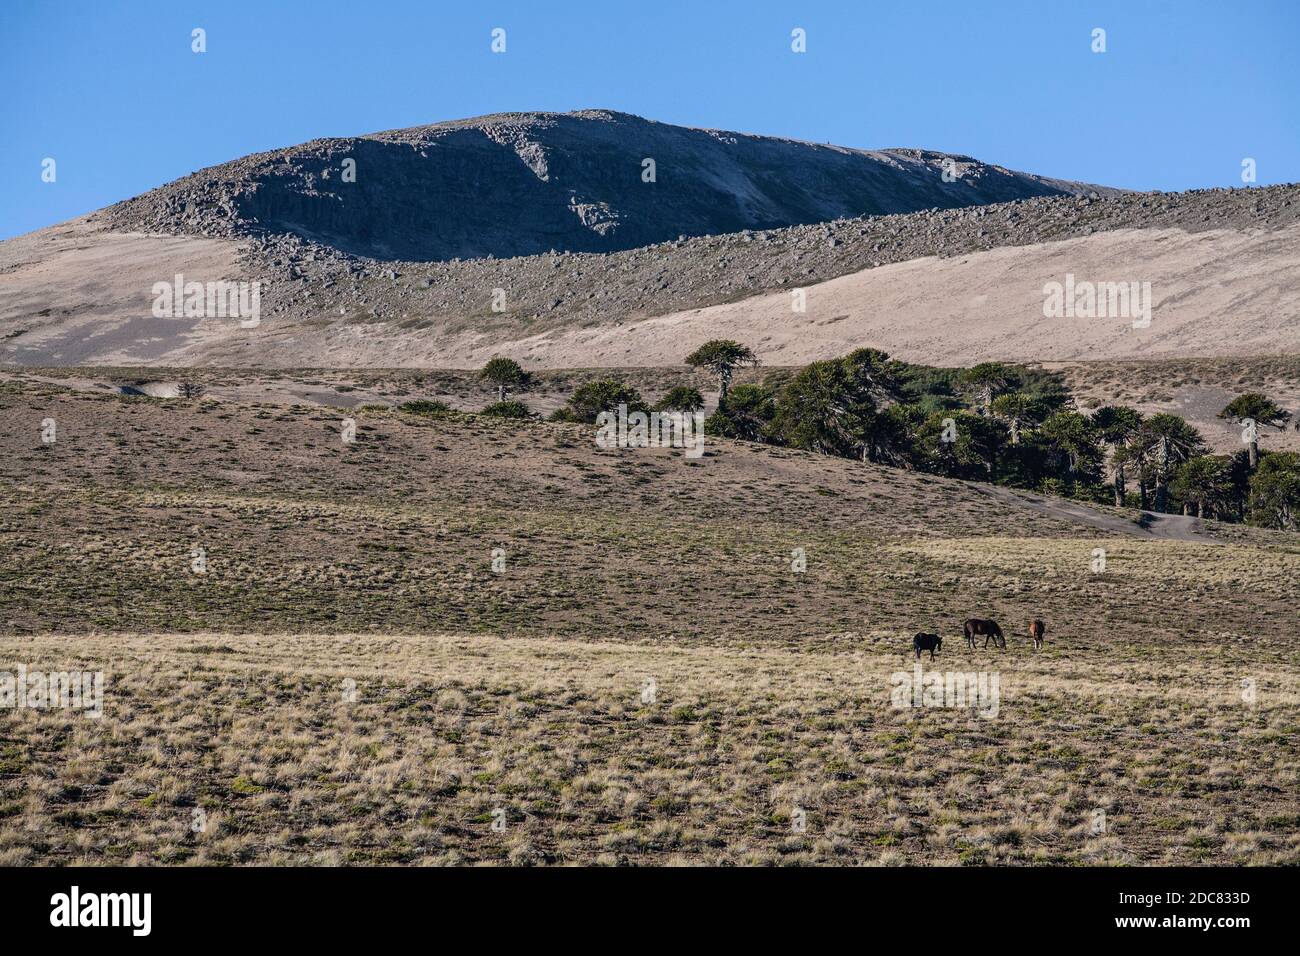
left=8, top=111, right=1299, bottom=371
left=102, top=109, right=1118, bottom=261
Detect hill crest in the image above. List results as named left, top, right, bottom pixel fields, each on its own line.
left=103, top=109, right=1118, bottom=262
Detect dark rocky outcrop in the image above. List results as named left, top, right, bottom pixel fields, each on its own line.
left=105, top=109, right=1117, bottom=262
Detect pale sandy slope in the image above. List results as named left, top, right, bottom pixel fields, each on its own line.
left=0, top=217, right=243, bottom=366
left=472, top=225, right=1300, bottom=369
left=2, top=219, right=1298, bottom=368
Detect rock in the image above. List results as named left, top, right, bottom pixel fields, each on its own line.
left=103, top=109, right=1112, bottom=265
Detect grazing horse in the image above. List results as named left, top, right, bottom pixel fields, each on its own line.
left=913, top=632, right=942, bottom=660
left=964, top=618, right=1005, bottom=649
left=1029, top=619, right=1046, bottom=650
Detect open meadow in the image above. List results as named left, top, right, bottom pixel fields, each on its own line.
left=1, top=375, right=1297, bottom=865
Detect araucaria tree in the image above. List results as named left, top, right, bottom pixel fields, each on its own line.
left=1171, top=456, right=1232, bottom=518
left=915, top=411, right=1004, bottom=480
left=990, top=393, right=1037, bottom=445
left=765, top=349, right=903, bottom=462
left=1039, top=410, right=1102, bottom=486
left=550, top=348, right=1299, bottom=533
left=705, top=384, right=774, bottom=442
left=656, top=386, right=705, bottom=413
left=769, top=360, right=856, bottom=456
left=1091, top=405, right=1143, bottom=506
left=958, top=362, right=1019, bottom=417
left=1218, top=393, right=1292, bottom=469
left=552, top=379, right=647, bottom=424
left=480, top=357, right=530, bottom=402
left=1247, top=452, right=1300, bottom=529
left=1135, top=414, right=1207, bottom=512
left=685, top=340, right=759, bottom=400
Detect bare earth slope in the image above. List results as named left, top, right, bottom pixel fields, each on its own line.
left=4, top=183, right=1297, bottom=368
left=501, top=224, right=1300, bottom=368
left=0, top=218, right=242, bottom=365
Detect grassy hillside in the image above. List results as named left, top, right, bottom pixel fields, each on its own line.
left=0, top=379, right=1296, bottom=864
left=2, top=629, right=1295, bottom=865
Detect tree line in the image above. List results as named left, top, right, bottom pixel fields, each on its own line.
left=479, top=345, right=1300, bottom=531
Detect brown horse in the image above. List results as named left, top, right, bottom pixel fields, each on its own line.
left=913, top=632, right=941, bottom=660
left=1029, top=619, right=1046, bottom=650
left=964, top=618, right=1005, bottom=649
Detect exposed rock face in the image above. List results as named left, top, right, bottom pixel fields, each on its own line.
left=104, top=109, right=1116, bottom=262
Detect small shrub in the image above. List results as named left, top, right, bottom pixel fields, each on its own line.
left=397, top=399, right=454, bottom=419
left=656, top=386, right=705, bottom=413
left=480, top=400, right=533, bottom=420
left=553, top=379, right=648, bottom=424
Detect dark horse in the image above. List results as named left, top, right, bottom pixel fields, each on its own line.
left=1029, top=619, right=1046, bottom=650
left=913, top=633, right=942, bottom=660
left=964, top=618, right=1005, bottom=649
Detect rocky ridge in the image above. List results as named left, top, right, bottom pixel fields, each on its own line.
left=104, top=109, right=1115, bottom=263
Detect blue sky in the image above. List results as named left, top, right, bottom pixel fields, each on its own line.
left=2, top=0, right=1297, bottom=240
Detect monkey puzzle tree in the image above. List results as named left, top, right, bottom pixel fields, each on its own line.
left=684, top=340, right=759, bottom=400
left=858, top=403, right=915, bottom=466
left=958, top=362, right=1020, bottom=417
left=656, top=386, right=705, bottom=413
left=989, top=393, right=1041, bottom=445
left=768, top=360, right=856, bottom=456
left=914, top=410, right=1005, bottom=481
left=1247, top=452, right=1300, bottom=530
left=837, top=348, right=904, bottom=463
left=840, top=348, right=902, bottom=401
left=704, top=383, right=775, bottom=442
left=1039, top=410, right=1103, bottom=487
left=1218, top=393, right=1292, bottom=469
left=1091, top=405, right=1144, bottom=506
left=480, top=357, right=531, bottom=402
left=1220, top=450, right=1254, bottom=521
left=766, top=350, right=902, bottom=462
left=1134, top=414, right=1207, bottom=512
left=553, top=379, right=647, bottom=424
left=1171, top=455, right=1233, bottom=518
